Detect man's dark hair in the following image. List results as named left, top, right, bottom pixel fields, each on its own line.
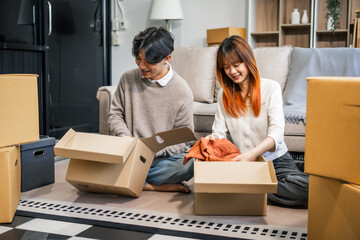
left=132, top=27, right=174, bottom=64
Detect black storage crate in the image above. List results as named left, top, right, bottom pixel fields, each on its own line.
left=20, top=136, right=56, bottom=192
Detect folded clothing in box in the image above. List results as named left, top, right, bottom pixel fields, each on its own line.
left=20, top=136, right=56, bottom=192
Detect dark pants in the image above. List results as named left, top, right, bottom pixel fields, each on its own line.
left=268, top=152, right=309, bottom=208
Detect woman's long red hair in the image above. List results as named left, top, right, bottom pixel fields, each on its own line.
left=216, top=36, right=261, bottom=118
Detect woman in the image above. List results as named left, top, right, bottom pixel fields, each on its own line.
left=206, top=36, right=308, bottom=207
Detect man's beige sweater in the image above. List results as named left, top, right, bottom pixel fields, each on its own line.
left=108, top=68, right=194, bottom=157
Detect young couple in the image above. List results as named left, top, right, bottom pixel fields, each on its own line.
left=108, top=27, right=308, bottom=208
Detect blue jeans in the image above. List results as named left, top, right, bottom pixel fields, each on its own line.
left=268, top=152, right=309, bottom=208
left=145, top=153, right=194, bottom=186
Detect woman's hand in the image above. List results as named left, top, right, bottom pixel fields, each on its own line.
left=232, top=151, right=257, bottom=162
left=205, top=134, right=219, bottom=140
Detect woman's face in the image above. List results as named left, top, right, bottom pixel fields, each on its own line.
left=135, top=49, right=169, bottom=80
left=223, top=59, right=249, bottom=86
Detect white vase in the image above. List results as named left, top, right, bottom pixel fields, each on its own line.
left=301, top=10, right=309, bottom=24
left=327, top=16, right=334, bottom=31
left=291, top=8, right=300, bottom=24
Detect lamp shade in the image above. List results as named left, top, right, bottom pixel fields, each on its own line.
left=150, top=0, right=184, bottom=20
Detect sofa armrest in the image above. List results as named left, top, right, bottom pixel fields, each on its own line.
left=96, top=86, right=117, bottom=135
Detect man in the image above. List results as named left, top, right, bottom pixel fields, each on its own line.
left=108, top=27, right=194, bottom=193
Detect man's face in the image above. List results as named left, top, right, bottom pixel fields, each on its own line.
left=135, top=49, right=169, bottom=80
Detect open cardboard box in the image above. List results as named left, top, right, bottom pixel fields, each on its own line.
left=54, top=127, right=196, bottom=197
left=194, top=156, right=277, bottom=215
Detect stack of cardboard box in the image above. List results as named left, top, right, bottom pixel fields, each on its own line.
left=305, top=77, right=360, bottom=239
left=0, top=74, right=39, bottom=223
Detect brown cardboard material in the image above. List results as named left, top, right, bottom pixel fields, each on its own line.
left=0, top=146, right=21, bottom=223
left=54, top=127, right=196, bottom=197
left=0, top=74, right=39, bottom=148
left=207, top=27, right=247, bottom=46
left=308, top=175, right=360, bottom=240
left=194, top=157, right=277, bottom=215
left=54, top=128, right=137, bottom=164
left=305, top=77, right=360, bottom=185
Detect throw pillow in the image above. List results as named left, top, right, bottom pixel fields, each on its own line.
left=253, top=45, right=293, bottom=92
left=170, top=46, right=218, bottom=103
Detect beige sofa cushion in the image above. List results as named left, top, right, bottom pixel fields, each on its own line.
left=253, top=45, right=292, bottom=92
left=170, top=46, right=218, bottom=103
left=193, top=102, right=217, bottom=133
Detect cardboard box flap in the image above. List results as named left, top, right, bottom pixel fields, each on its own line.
left=54, top=129, right=137, bottom=164
left=140, top=127, right=196, bottom=153
left=194, top=161, right=277, bottom=194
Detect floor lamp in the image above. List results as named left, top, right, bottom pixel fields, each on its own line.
left=150, top=0, right=184, bottom=31
left=353, top=6, right=360, bottom=48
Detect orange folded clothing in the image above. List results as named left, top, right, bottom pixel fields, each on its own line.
left=183, top=137, right=241, bottom=164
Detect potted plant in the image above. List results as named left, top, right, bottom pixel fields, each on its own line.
left=327, top=0, right=342, bottom=33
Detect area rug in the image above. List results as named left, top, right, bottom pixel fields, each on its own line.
left=18, top=159, right=308, bottom=240
left=16, top=197, right=307, bottom=240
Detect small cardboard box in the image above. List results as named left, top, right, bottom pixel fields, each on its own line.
left=207, top=27, right=247, bottom=47
left=308, top=175, right=360, bottom=240
left=194, top=157, right=277, bottom=215
left=0, top=74, right=39, bottom=148
left=20, top=136, right=56, bottom=192
left=305, top=77, right=360, bottom=185
left=54, top=127, right=196, bottom=197
left=0, top=146, right=21, bottom=223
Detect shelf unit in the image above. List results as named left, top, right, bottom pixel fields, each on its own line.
left=247, top=0, right=360, bottom=48
left=248, top=0, right=314, bottom=48
left=314, top=0, right=360, bottom=47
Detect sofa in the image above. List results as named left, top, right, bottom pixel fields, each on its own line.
left=97, top=46, right=360, bottom=154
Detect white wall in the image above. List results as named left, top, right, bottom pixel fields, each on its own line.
left=111, top=0, right=247, bottom=86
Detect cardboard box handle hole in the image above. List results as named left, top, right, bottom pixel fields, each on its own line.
left=140, top=155, right=146, bottom=164
left=33, top=150, right=45, bottom=157
left=155, top=135, right=164, bottom=144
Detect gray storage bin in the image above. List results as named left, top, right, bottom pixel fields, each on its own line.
left=20, top=136, right=56, bottom=192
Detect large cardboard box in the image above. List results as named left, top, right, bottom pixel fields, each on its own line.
left=305, top=77, right=360, bottom=185
left=20, top=136, right=56, bottom=192
left=0, top=146, right=21, bottom=223
left=54, top=127, right=196, bottom=197
left=194, top=157, right=277, bottom=215
left=0, top=74, right=39, bottom=148
left=308, top=175, right=360, bottom=240
left=207, top=27, right=246, bottom=47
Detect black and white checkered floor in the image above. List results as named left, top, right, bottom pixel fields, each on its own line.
left=0, top=216, right=199, bottom=240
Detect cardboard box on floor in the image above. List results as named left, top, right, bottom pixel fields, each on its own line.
left=194, top=157, right=277, bottom=216
left=54, top=127, right=196, bottom=197
left=305, top=77, right=360, bottom=185
left=0, top=146, right=21, bottom=223
left=0, top=74, right=39, bottom=148
left=207, top=27, right=246, bottom=47
left=308, top=175, right=360, bottom=240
